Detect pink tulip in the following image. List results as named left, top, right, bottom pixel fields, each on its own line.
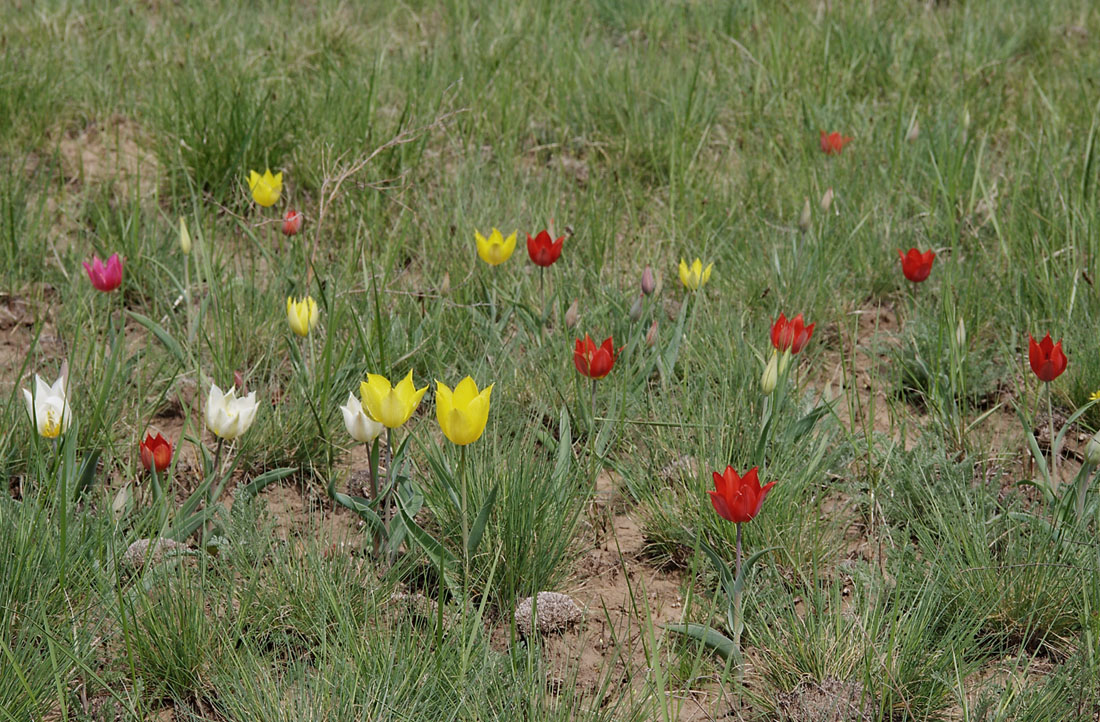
left=83, top=254, right=123, bottom=292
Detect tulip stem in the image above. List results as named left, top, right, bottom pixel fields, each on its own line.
left=591, top=379, right=597, bottom=420
left=384, top=429, right=395, bottom=563
left=458, top=445, right=470, bottom=615
left=369, top=438, right=380, bottom=557
left=733, top=521, right=743, bottom=650
left=1047, top=382, right=1058, bottom=487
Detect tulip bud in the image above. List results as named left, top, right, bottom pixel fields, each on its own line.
left=777, top=349, right=791, bottom=376
left=233, top=370, right=246, bottom=393
left=1087, top=431, right=1100, bottom=467
left=564, top=300, right=579, bottom=328
left=282, top=209, right=303, bottom=236
left=761, top=352, right=779, bottom=395
left=629, top=295, right=644, bottom=322
left=798, top=198, right=811, bottom=234
left=439, top=272, right=450, bottom=295
left=641, top=266, right=656, bottom=296
left=821, top=188, right=835, bottom=213
left=963, top=108, right=971, bottom=130
left=906, top=120, right=920, bottom=143
left=955, top=317, right=967, bottom=350
left=645, top=320, right=658, bottom=348
left=179, top=217, right=192, bottom=255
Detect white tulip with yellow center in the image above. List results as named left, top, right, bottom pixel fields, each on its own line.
left=205, top=383, right=259, bottom=441
left=23, top=374, right=72, bottom=439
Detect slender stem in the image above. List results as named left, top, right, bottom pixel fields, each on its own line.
left=733, top=522, right=743, bottom=648
left=369, top=438, right=380, bottom=556
left=591, top=378, right=597, bottom=420
left=539, top=267, right=545, bottom=317
left=384, top=428, right=395, bottom=560
left=209, top=438, right=224, bottom=503
left=1048, top=382, right=1058, bottom=488
left=458, top=445, right=469, bottom=617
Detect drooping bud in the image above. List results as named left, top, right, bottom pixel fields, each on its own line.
left=906, top=120, right=920, bottom=143
left=564, top=299, right=579, bottom=329
left=761, top=351, right=779, bottom=395
left=179, top=217, right=192, bottom=255
left=645, top=320, right=658, bottom=348
left=1087, top=430, right=1100, bottom=467
left=821, top=188, right=835, bottom=213
left=282, top=209, right=303, bottom=236
left=798, top=198, right=811, bottom=234
left=629, top=295, right=644, bottom=322
left=641, top=266, right=656, bottom=296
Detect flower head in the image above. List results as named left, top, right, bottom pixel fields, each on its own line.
left=641, top=266, right=656, bottom=296
left=179, top=217, right=192, bottom=255
left=283, top=209, right=303, bottom=236
left=819, top=130, right=853, bottom=155
left=247, top=169, right=283, bottom=207
left=436, top=377, right=494, bottom=446
left=761, top=351, right=779, bottom=395
left=340, top=392, right=384, bottom=444
left=83, top=253, right=123, bottom=292
left=898, top=248, right=936, bottom=283
left=205, top=383, right=259, bottom=440
left=526, top=230, right=564, bottom=267
left=574, top=334, right=619, bottom=379
left=475, top=228, right=517, bottom=266
left=709, top=466, right=776, bottom=524
left=770, top=313, right=815, bottom=355
left=139, top=432, right=173, bottom=473
left=286, top=296, right=320, bottom=337
left=23, top=374, right=72, bottom=439
left=1090, top=389, right=1100, bottom=403
left=1028, top=334, right=1067, bottom=383
left=360, top=371, right=428, bottom=428
left=678, top=258, right=713, bottom=291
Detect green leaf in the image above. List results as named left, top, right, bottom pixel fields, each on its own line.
left=1013, top=402, right=1051, bottom=492
left=331, top=490, right=386, bottom=536
left=663, top=623, right=738, bottom=660
left=73, top=449, right=101, bottom=499
left=237, top=467, right=297, bottom=501
left=396, top=493, right=456, bottom=570
left=787, top=405, right=829, bottom=442
left=126, top=311, right=187, bottom=367
left=732, top=546, right=779, bottom=597
left=467, top=483, right=498, bottom=556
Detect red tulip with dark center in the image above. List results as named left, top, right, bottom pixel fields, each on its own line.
left=139, top=432, right=173, bottom=473
left=708, top=466, right=776, bottom=524
left=526, top=230, right=564, bottom=267
left=1028, top=333, right=1067, bottom=382
left=573, top=334, right=619, bottom=379
left=898, top=248, right=936, bottom=283
left=770, top=313, right=815, bottom=354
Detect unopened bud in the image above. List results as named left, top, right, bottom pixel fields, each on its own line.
left=761, top=352, right=779, bottom=395
left=820, top=188, right=835, bottom=213
left=179, top=217, right=192, bottom=255
left=439, top=272, right=450, bottom=295
left=233, top=370, right=247, bottom=393
left=629, top=295, right=644, bottom=322
left=641, top=266, right=656, bottom=296
left=564, top=299, right=579, bottom=328
left=906, top=120, right=920, bottom=143
left=282, top=209, right=303, bottom=236
left=1087, top=431, right=1100, bottom=466
left=963, top=109, right=971, bottom=129
left=778, top=349, right=791, bottom=376
left=955, top=317, right=967, bottom=349
left=646, top=320, right=658, bottom=348
left=798, top=198, right=811, bottom=234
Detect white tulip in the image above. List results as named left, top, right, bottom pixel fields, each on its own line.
left=205, top=383, right=258, bottom=440
left=340, top=392, right=384, bottom=444
left=23, top=374, right=72, bottom=439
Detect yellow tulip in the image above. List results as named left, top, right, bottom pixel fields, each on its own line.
left=360, top=370, right=428, bottom=428
left=247, top=169, right=283, bottom=207
left=435, top=377, right=493, bottom=446
left=286, top=296, right=319, bottom=337
left=678, top=258, right=713, bottom=291
left=475, top=228, right=517, bottom=266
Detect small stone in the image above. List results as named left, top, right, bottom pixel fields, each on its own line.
left=514, top=592, right=582, bottom=637
left=121, top=538, right=187, bottom=572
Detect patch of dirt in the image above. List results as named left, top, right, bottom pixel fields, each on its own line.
left=55, top=115, right=159, bottom=198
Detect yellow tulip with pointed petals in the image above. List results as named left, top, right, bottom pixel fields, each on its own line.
left=678, top=258, right=713, bottom=291
left=435, top=377, right=493, bottom=446
left=286, top=296, right=319, bottom=337
left=247, top=169, right=283, bottom=207
left=475, top=228, right=517, bottom=266
left=360, top=370, right=428, bottom=428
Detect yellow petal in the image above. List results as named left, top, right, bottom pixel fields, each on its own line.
left=435, top=380, right=455, bottom=440
left=701, top=262, right=713, bottom=286
left=453, top=376, right=479, bottom=408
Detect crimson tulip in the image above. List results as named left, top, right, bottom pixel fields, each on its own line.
left=898, top=248, right=935, bottom=283
left=283, top=209, right=303, bottom=236
left=770, top=313, right=815, bottom=354
left=139, top=432, right=173, bottom=473
left=709, top=466, right=775, bottom=524
left=526, top=230, right=564, bottom=267
left=83, top=253, right=123, bottom=292
left=574, top=334, right=619, bottom=379
left=819, top=130, right=852, bottom=155
left=1029, top=334, right=1067, bottom=382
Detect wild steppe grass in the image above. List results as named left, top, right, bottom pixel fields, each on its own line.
left=2, top=0, right=1100, bottom=719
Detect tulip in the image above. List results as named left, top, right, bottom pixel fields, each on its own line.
left=761, top=351, right=779, bottom=395
left=1028, top=334, right=1067, bottom=383
left=645, top=320, right=658, bottom=348
left=179, top=217, right=192, bottom=254
left=906, top=120, right=920, bottom=143
left=629, top=295, right=644, bottom=322
left=574, top=334, right=619, bottom=380
left=955, top=318, right=967, bottom=350
left=286, top=296, right=320, bottom=337
left=641, top=266, right=656, bottom=296
left=564, top=299, right=579, bottom=328
left=821, top=187, right=835, bottom=212
left=898, top=248, right=936, bottom=283
left=205, top=383, right=259, bottom=440
left=340, top=392, right=383, bottom=443
left=436, top=377, right=494, bottom=446
left=819, top=130, right=853, bottom=155
left=678, top=258, right=713, bottom=291
left=770, top=313, right=815, bottom=355
left=475, top=228, right=517, bottom=266
left=360, top=371, right=428, bottom=428
left=709, top=466, right=776, bottom=524
left=139, top=432, right=173, bottom=473
left=798, top=198, right=811, bottom=234
left=83, top=253, right=123, bottom=292
left=283, top=209, right=303, bottom=236
left=247, top=169, right=283, bottom=207
left=526, top=229, right=564, bottom=267
left=23, top=374, right=72, bottom=439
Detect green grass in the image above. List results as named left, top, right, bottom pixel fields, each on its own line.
left=3, top=0, right=1100, bottom=719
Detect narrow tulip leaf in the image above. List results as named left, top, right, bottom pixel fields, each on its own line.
left=661, top=300, right=689, bottom=376
left=125, top=311, right=187, bottom=367
left=788, top=405, right=829, bottom=442
left=331, top=490, right=385, bottom=536
left=467, top=483, right=498, bottom=556
left=171, top=509, right=211, bottom=541
left=73, top=449, right=101, bottom=500
left=1053, top=400, right=1097, bottom=467
left=699, top=538, right=737, bottom=601
left=663, top=623, right=738, bottom=660
left=732, top=546, right=780, bottom=597
left=237, top=467, right=297, bottom=501
left=1013, top=403, right=1051, bottom=490
left=396, top=493, right=456, bottom=569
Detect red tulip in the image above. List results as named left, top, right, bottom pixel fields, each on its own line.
left=1028, top=334, right=1067, bottom=382
left=282, top=209, right=303, bottom=236
left=819, top=130, right=853, bottom=155
left=573, top=334, right=619, bottom=379
left=83, top=253, right=123, bottom=292
left=709, top=466, right=775, bottom=524
left=770, top=313, right=815, bottom=354
left=898, top=248, right=936, bottom=283
left=526, top=230, right=564, bottom=267
left=139, top=432, right=173, bottom=473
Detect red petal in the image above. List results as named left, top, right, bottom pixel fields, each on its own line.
left=709, top=491, right=733, bottom=522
